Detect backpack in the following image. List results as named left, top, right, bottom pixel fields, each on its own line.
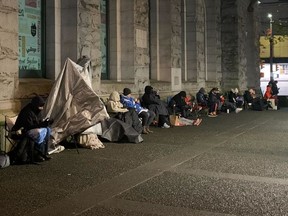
left=0, top=151, right=10, bottom=168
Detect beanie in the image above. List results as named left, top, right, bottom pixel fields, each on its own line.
left=31, top=96, right=45, bottom=107
left=123, top=88, right=132, bottom=96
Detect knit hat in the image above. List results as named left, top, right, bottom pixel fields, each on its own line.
left=179, top=91, right=187, bottom=98
left=123, top=88, right=132, bottom=96
left=31, top=96, right=45, bottom=107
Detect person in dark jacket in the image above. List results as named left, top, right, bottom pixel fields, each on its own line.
left=196, top=87, right=208, bottom=107
left=120, top=88, right=156, bottom=134
left=141, top=85, right=170, bottom=128
left=169, top=91, right=191, bottom=118
left=208, top=88, right=219, bottom=117
left=11, top=95, right=52, bottom=162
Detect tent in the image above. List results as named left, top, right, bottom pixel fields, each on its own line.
left=43, top=58, right=143, bottom=147
left=42, top=58, right=109, bottom=145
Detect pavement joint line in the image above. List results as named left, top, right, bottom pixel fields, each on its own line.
left=171, top=169, right=288, bottom=186
left=215, top=118, right=270, bottom=137
left=99, top=198, right=236, bottom=216
left=30, top=117, right=272, bottom=216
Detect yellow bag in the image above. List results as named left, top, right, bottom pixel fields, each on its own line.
left=169, top=115, right=181, bottom=126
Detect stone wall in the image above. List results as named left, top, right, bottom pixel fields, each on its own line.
left=134, top=0, right=150, bottom=92
left=0, top=0, right=18, bottom=109
left=221, top=0, right=259, bottom=92
left=78, top=0, right=102, bottom=90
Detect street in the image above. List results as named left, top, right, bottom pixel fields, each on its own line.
left=1, top=109, right=288, bottom=216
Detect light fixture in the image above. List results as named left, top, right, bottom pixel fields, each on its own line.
left=268, top=13, right=272, bottom=19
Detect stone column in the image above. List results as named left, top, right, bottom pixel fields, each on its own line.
left=205, top=0, right=221, bottom=83
left=221, top=0, right=259, bottom=92
left=151, top=0, right=182, bottom=91
left=46, top=0, right=62, bottom=80
left=185, top=0, right=205, bottom=83
left=109, top=0, right=149, bottom=92
left=0, top=1, right=18, bottom=109
left=77, top=0, right=102, bottom=90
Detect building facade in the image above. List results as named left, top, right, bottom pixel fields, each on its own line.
left=0, top=0, right=260, bottom=111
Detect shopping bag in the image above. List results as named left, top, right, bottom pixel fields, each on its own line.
left=169, top=115, right=182, bottom=126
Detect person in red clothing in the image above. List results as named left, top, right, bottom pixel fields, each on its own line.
left=264, top=83, right=278, bottom=110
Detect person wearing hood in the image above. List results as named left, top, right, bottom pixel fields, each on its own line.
left=169, top=91, right=191, bottom=118
left=106, top=91, right=129, bottom=113
left=106, top=91, right=143, bottom=134
left=141, top=85, right=170, bottom=128
left=11, top=95, right=52, bottom=163
left=196, top=87, right=208, bottom=107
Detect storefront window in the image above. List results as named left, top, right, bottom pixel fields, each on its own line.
left=18, top=0, right=44, bottom=78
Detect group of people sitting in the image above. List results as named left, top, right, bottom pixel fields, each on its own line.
left=8, top=83, right=277, bottom=165
left=106, top=86, right=203, bottom=135
left=196, top=87, right=244, bottom=117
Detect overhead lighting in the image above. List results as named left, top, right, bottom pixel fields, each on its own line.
left=268, top=13, right=273, bottom=19
left=258, top=1, right=261, bottom=4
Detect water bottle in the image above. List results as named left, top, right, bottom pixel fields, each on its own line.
left=227, top=109, right=230, bottom=114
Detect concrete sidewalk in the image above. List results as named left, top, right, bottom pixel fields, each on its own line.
left=1, top=109, right=288, bottom=216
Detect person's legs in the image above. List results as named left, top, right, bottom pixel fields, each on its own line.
left=138, top=112, right=149, bottom=134
left=27, top=128, right=51, bottom=160
left=147, top=111, right=156, bottom=132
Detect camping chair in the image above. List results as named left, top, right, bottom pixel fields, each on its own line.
left=5, top=115, right=38, bottom=164
left=4, top=115, right=18, bottom=153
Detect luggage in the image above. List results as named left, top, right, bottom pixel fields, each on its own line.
left=0, top=151, right=10, bottom=168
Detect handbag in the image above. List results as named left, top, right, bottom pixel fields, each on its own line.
left=0, top=151, right=10, bottom=168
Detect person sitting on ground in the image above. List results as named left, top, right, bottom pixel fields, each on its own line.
left=11, top=95, right=52, bottom=163
left=264, top=82, right=278, bottom=110
left=207, top=88, right=219, bottom=117
left=249, top=88, right=267, bottom=111
left=141, top=85, right=170, bottom=128
left=169, top=91, right=191, bottom=118
left=106, top=91, right=143, bottom=134
left=196, top=87, right=208, bottom=108
left=169, top=91, right=203, bottom=125
left=120, top=88, right=156, bottom=134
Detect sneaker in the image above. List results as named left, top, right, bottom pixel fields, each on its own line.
left=208, top=114, right=217, bottom=117
left=161, top=123, right=170, bottom=128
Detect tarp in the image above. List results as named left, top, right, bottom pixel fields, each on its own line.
left=42, top=58, right=109, bottom=144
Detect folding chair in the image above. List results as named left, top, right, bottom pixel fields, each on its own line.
left=4, top=115, right=18, bottom=153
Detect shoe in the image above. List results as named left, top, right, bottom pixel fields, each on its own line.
left=147, top=127, right=153, bottom=133
left=208, top=114, right=217, bottom=117
left=193, top=118, right=202, bottom=126
left=142, top=127, right=149, bottom=134
left=43, top=155, right=52, bottom=161
left=161, top=123, right=170, bottom=128
left=35, top=155, right=45, bottom=162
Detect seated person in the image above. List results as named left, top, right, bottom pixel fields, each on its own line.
left=208, top=88, right=219, bottom=117
left=107, top=91, right=143, bottom=134
left=249, top=88, right=267, bottom=111
left=11, top=95, right=52, bottom=163
left=196, top=87, right=208, bottom=107
left=120, top=88, right=157, bottom=133
left=141, top=85, right=170, bottom=128
left=264, top=82, right=278, bottom=109
left=169, top=91, right=191, bottom=118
